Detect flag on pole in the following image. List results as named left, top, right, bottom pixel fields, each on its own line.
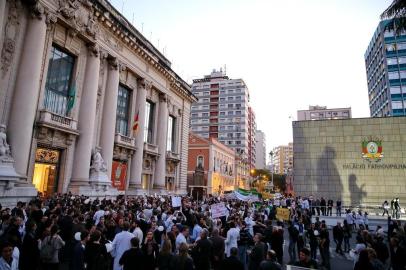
left=66, top=81, right=76, bottom=113
left=132, top=110, right=139, bottom=134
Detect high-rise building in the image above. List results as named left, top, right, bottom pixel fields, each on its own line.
left=297, top=105, right=352, bottom=121
left=255, top=130, right=266, bottom=169
left=365, top=19, right=406, bottom=117
left=271, top=143, right=293, bottom=175
left=190, top=69, right=257, bottom=169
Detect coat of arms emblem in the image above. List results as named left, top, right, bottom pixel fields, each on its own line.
left=362, top=137, right=383, bottom=162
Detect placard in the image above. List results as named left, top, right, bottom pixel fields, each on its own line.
left=276, top=207, right=290, bottom=221
left=211, top=202, right=228, bottom=218
left=171, top=196, right=182, bottom=208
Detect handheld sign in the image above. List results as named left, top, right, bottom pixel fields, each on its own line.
left=211, top=202, right=228, bottom=219
left=171, top=196, right=182, bottom=208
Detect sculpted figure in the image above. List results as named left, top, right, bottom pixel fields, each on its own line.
left=0, top=124, right=11, bottom=159
left=91, top=148, right=107, bottom=172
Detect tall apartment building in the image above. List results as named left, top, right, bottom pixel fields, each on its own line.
left=271, top=143, right=293, bottom=175
left=255, top=130, right=266, bottom=169
left=365, top=19, right=406, bottom=117
left=297, top=105, right=352, bottom=121
left=190, top=69, right=257, bottom=169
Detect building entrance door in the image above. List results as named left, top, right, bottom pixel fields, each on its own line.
left=33, top=147, right=60, bottom=195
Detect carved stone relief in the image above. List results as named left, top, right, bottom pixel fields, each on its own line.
left=1, top=0, right=21, bottom=76
left=36, top=126, right=75, bottom=147
left=113, top=145, right=133, bottom=161
left=57, top=0, right=98, bottom=40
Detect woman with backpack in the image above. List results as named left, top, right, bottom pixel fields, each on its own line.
left=40, top=224, right=65, bottom=270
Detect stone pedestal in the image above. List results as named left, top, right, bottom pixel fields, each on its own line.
left=0, top=159, right=37, bottom=207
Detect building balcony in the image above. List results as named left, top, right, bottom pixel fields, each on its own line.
left=37, top=110, right=78, bottom=135
left=144, top=142, right=159, bottom=156
left=166, top=151, right=180, bottom=162
left=114, top=133, right=136, bottom=149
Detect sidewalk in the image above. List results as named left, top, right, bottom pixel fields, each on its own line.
left=311, top=214, right=405, bottom=231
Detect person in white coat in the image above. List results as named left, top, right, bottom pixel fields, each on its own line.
left=225, top=221, right=240, bottom=257
left=111, top=221, right=134, bottom=270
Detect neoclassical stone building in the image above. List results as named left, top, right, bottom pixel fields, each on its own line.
left=0, top=0, right=196, bottom=203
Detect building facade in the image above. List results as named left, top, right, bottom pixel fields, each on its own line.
left=297, top=105, right=352, bottom=121
left=190, top=69, right=256, bottom=169
left=365, top=20, right=406, bottom=117
left=187, top=133, right=235, bottom=195
left=293, top=117, right=406, bottom=205
left=0, top=0, right=196, bottom=204
left=271, top=143, right=293, bottom=175
left=255, top=130, right=266, bottom=169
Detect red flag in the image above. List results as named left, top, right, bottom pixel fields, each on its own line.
left=132, top=110, right=139, bottom=133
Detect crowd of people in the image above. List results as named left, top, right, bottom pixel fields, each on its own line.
left=0, top=193, right=404, bottom=270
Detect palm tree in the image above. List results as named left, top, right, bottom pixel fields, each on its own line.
left=381, top=0, right=406, bottom=33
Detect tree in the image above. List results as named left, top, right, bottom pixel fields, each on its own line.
left=250, top=169, right=286, bottom=192
left=381, top=0, right=406, bottom=33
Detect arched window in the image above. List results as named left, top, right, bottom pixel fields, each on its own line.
left=197, top=156, right=204, bottom=168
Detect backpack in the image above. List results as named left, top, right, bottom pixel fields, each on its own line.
left=40, top=236, right=55, bottom=262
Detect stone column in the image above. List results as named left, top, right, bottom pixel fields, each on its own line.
left=129, top=78, right=149, bottom=191
left=154, top=93, right=168, bottom=191
left=8, top=3, right=46, bottom=177
left=70, top=44, right=100, bottom=185
left=99, top=57, right=120, bottom=178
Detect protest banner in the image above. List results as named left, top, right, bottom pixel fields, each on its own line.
left=211, top=202, right=228, bottom=218
left=171, top=196, right=182, bottom=207
left=276, top=207, right=290, bottom=221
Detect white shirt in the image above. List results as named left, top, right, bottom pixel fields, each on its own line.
left=93, top=210, right=105, bottom=225
left=111, top=231, right=134, bottom=270
left=225, top=227, right=240, bottom=257
left=132, top=227, right=143, bottom=247
left=175, top=233, right=187, bottom=251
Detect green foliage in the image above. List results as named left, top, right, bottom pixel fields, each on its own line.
left=250, top=169, right=287, bottom=191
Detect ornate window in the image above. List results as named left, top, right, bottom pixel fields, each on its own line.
left=44, top=46, right=75, bottom=116
left=144, top=101, right=155, bottom=143
left=166, top=115, right=176, bottom=152
left=197, top=156, right=204, bottom=168
left=116, top=85, right=131, bottom=135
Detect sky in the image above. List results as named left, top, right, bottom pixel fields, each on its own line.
left=110, top=0, right=392, bottom=158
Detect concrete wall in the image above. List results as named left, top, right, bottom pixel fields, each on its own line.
left=293, top=117, right=406, bottom=205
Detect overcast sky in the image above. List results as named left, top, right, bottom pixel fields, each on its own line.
left=110, top=0, right=392, bottom=157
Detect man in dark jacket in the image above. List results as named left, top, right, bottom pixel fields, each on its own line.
left=249, top=233, right=267, bottom=270
left=294, top=248, right=318, bottom=269
left=221, top=247, right=244, bottom=270
left=332, top=222, right=344, bottom=255
left=119, top=237, right=145, bottom=270
left=327, top=199, right=333, bottom=216
left=210, top=228, right=225, bottom=270
left=259, top=250, right=282, bottom=270
left=71, top=230, right=89, bottom=270
left=390, top=237, right=406, bottom=270
left=238, top=221, right=252, bottom=267
left=193, top=228, right=212, bottom=270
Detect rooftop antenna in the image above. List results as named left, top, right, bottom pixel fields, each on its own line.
left=131, top=12, right=134, bottom=25
left=121, top=0, right=124, bottom=14
left=141, top=22, right=144, bottom=33
left=224, top=64, right=227, bottom=75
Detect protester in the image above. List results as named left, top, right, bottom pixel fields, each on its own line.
left=84, top=230, right=110, bottom=270
left=40, top=224, right=65, bottom=270
left=71, top=230, right=89, bottom=270
left=171, top=242, right=195, bottom=270
left=258, top=250, right=282, bottom=270
left=119, top=237, right=145, bottom=270
left=293, top=248, right=318, bottom=269
left=221, top=247, right=244, bottom=270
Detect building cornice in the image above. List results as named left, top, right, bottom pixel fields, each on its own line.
left=89, top=0, right=197, bottom=103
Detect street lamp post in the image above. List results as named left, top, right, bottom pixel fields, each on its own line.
left=269, top=151, right=274, bottom=191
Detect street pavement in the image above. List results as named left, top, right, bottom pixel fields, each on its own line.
left=282, top=228, right=354, bottom=270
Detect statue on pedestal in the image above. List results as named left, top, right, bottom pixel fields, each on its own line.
left=0, top=125, right=13, bottom=163
left=90, top=148, right=107, bottom=173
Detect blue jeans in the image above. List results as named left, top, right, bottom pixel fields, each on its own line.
left=239, top=245, right=248, bottom=269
